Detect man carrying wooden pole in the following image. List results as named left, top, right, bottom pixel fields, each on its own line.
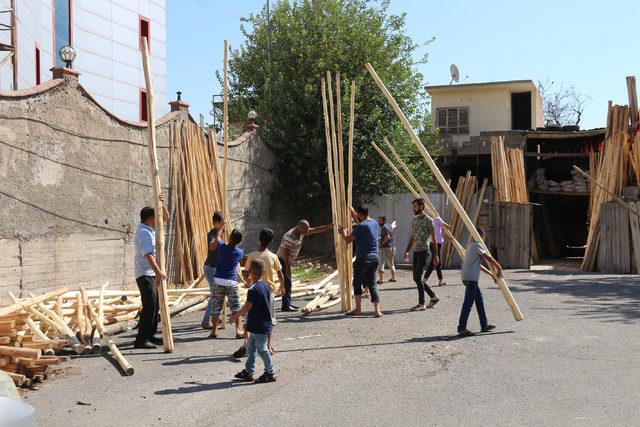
left=140, top=37, right=175, bottom=351
left=365, top=63, right=523, bottom=321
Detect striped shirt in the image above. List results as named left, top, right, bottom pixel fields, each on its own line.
left=276, top=227, right=304, bottom=261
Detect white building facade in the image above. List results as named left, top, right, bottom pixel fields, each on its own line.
left=0, top=0, right=166, bottom=122
left=427, top=80, right=544, bottom=146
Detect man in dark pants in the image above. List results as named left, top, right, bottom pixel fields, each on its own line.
left=276, top=220, right=333, bottom=311
left=457, top=228, right=501, bottom=336
left=133, top=195, right=169, bottom=349
left=339, top=205, right=382, bottom=317
left=423, top=215, right=449, bottom=287
left=403, top=198, right=440, bottom=311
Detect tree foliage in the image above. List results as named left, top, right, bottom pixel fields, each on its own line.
left=225, top=0, right=437, bottom=219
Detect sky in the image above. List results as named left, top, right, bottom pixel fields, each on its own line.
left=167, top=0, right=640, bottom=130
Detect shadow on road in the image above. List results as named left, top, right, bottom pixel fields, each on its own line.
left=155, top=380, right=252, bottom=395
left=510, top=270, right=640, bottom=324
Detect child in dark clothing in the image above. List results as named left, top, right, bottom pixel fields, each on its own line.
left=231, top=259, right=276, bottom=383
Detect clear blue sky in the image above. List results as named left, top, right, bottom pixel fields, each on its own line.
left=167, top=0, right=640, bottom=129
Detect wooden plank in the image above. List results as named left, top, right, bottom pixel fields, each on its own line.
left=140, top=37, right=173, bottom=352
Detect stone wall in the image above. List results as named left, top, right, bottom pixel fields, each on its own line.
left=0, top=74, right=277, bottom=298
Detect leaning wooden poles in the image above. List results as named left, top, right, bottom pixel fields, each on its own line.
left=366, top=63, right=523, bottom=321
left=140, top=37, right=174, bottom=351
left=321, top=71, right=354, bottom=312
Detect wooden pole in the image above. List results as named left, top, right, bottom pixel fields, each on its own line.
left=140, top=37, right=174, bottom=351
left=366, top=63, right=522, bottom=320
left=322, top=75, right=344, bottom=310
left=222, top=40, right=230, bottom=221
left=572, top=165, right=640, bottom=218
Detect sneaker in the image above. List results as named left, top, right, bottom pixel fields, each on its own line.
left=133, top=340, right=157, bottom=349
left=150, top=336, right=163, bottom=345
left=425, top=297, right=440, bottom=308
left=233, top=345, right=247, bottom=358
left=234, top=369, right=254, bottom=381
left=254, top=372, right=276, bottom=383
left=481, top=324, right=496, bottom=333
left=457, top=329, right=475, bottom=337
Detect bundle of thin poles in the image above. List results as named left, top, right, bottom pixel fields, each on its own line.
left=490, top=136, right=528, bottom=203
left=169, top=121, right=225, bottom=284
left=442, top=171, right=478, bottom=266
left=321, top=71, right=355, bottom=313
left=581, top=98, right=638, bottom=270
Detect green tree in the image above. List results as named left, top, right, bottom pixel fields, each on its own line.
left=225, top=0, right=437, bottom=219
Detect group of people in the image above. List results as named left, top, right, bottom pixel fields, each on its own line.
left=345, top=198, right=503, bottom=336
left=132, top=195, right=504, bottom=383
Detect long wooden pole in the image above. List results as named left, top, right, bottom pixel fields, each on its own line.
left=222, top=40, right=230, bottom=221
left=141, top=37, right=174, bottom=351
left=573, top=165, right=640, bottom=218
left=366, top=63, right=522, bottom=321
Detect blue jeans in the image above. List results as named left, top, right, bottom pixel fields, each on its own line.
left=458, top=280, right=488, bottom=332
left=245, top=332, right=274, bottom=375
left=201, top=265, right=216, bottom=323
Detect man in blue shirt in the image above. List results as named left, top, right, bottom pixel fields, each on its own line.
left=133, top=195, right=169, bottom=349
left=231, top=259, right=276, bottom=383
left=339, top=205, right=382, bottom=318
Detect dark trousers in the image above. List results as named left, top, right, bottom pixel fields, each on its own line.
left=135, top=275, right=159, bottom=343
left=353, top=256, right=380, bottom=303
left=458, top=280, right=488, bottom=332
left=413, top=251, right=436, bottom=305
left=423, top=242, right=443, bottom=281
left=278, top=257, right=293, bottom=309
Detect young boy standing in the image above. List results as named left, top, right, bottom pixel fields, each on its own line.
left=244, top=228, right=285, bottom=353
left=209, top=226, right=244, bottom=339
left=201, top=211, right=224, bottom=330
left=458, top=227, right=502, bottom=337
left=232, top=259, right=276, bottom=383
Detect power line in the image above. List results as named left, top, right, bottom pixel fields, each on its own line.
left=187, top=0, right=243, bottom=20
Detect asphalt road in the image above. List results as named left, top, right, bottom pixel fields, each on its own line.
left=24, top=267, right=640, bottom=426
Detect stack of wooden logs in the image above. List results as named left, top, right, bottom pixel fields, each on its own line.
left=321, top=71, right=355, bottom=312
left=581, top=76, right=640, bottom=271
left=0, top=311, right=70, bottom=388
left=168, top=121, right=225, bottom=285
left=490, top=136, right=528, bottom=203
left=442, top=171, right=478, bottom=266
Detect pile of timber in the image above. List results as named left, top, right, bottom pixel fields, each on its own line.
left=320, top=71, right=355, bottom=312
left=169, top=120, right=226, bottom=285
left=581, top=76, right=640, bottom=272
left=490, top=136, right=528, bottom=203
left=442, top=171, right=478, bottom=266
left=0, top=310, right=70, bottom=388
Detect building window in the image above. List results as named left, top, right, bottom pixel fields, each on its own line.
left=139, top=16, right=150, bottom=50
left=140, top=89, right=148, bottom=122
left=35, top=45, right=41, bottom=85
left=435, top=107, right=469, bottom=135
left=53, top=0, right=72, bottom=67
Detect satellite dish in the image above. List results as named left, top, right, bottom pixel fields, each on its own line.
left=450, top=64, right=460, bottom=85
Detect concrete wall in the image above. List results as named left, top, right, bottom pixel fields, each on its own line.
left=0, top=74, right=275, bottom=299
left=429, top=81, right=544, bottom=146
left=0, top=0, right=167, bottom=121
